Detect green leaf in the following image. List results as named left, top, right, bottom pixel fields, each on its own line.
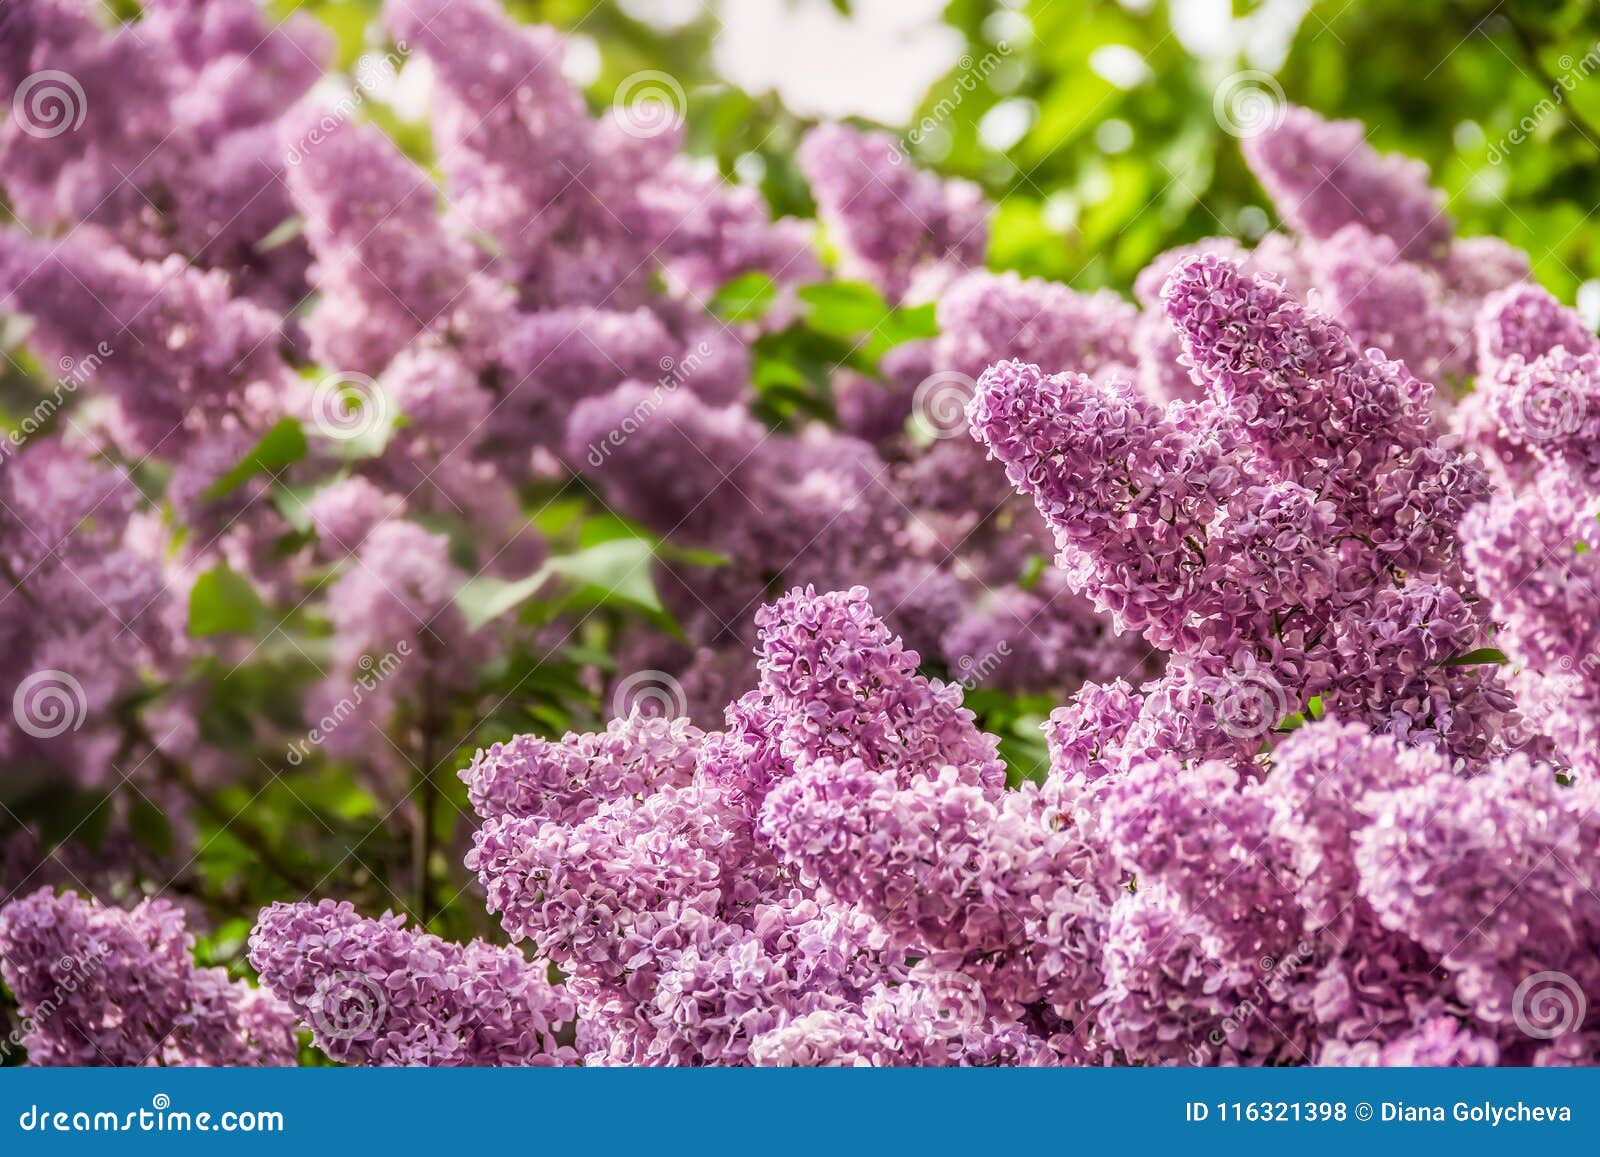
left=795, top=282, right=937, bottom=361
left=270, top=480, right=323, bottom=534
left=255, top=215, right=305, bottom=254
left=456, top=569, right=555, bottom=632
left=799, top=281, right=893, bottom=336
left=877, top=302, right=939, bottom=347
left=1017, top=554, right=1048, bottom=592
left=129, top=794, right=175, bottom=856
left=24, top=785, right=112, bottom=850
left=188, top=565, right=266, bottom=637
left=577, top=514, right=728, bottom=567
left=576, top=512, right=654, bottom=548
left=659, top=543, right=730, bottom=568
left=202, top=419, right=308, bottom=500
left=544, top=538, right=663, bottom=614
left=709, top=271, right=776, bottom=323
left=751, top=353, right=810, bottom=393
left=1442, top=647, right=1510, bottom=667
left=456, top=539, right=667, bottom=631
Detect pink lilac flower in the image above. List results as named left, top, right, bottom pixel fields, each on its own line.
left=1306, top=224, right=1469, bottom=384
left=799, top=123, right=988, bottom=302
left=314, top=520, right=489, bottom=758
left=282, top=110, right=504, bottom=376
left=1461, top=346, right=1600, bottom=490
left=933, top=270, right=1136, bottom=381
left=0, top=228, right=290, bottom=455
left=0, top=438, right=182, bottom=785
left=1242, top=104, right=1450, bottom=260
left=1356, top=756, right=1600, bottom=1040
left=250, top=900, right=576, bottom=1066
left=0, top=0, right=173, bottom=229
left=462, top=710, right=703, bottom=826
left=0, top=888, right=296, bottom=1066
left=1474, top=283, right=1599, bottom=379
left=1462, top=474, right=1600, bottom=767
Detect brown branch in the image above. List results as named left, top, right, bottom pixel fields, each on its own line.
left=121, top=713, right=318, bottom=894
left=412, top=629, right=444, bottom=927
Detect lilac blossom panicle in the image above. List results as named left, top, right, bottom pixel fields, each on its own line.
left=1305, top=224, right=1469, bottom=385
left=383, top=0, right=592, bottom=283
left=462, top=711, right=703, bottom=826
left=972, top=251, right=1516, bottom=767
left=0, top=0, right=173, bottom=229
left=1456, top=286, right=1600, bottom=489
left=0, top=437, right=183, bottom=784
left=314, top=520, right=489, bottom=760
left=933, top=269, right=1136, bottom=381
left=799, top=123, right=988, bottom=302
left=446, top=585, right=1600, bottom=1065
left=1241, top=104, right=1450, bottom=260
left=1474, top=282, right=1599, bottom=378
left=282, top=108, right=502, bottom=376
left=1, top=0, right=1598, bottom=1072
left=250, top=900, right=577, bottom=1066
left=0, top=889, right=296, bottom=1066
left=1462, top=474, right=1600, bottom=767
left=0, top=227, right=290, bottom=455
left=0, top=0, right=328, bottom=298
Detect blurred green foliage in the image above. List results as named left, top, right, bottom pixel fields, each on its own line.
left=277, top=0, right=1600, bottom=298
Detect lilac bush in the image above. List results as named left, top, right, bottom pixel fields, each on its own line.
left=0, top=0, right=1598, bottom=1068
left=0, top=889, right=296, bottom=1066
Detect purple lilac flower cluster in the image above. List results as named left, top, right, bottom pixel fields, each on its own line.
left=0, top=888, right=296, bottom=1066
left=0, top=0, right=1133, bottom=789
left=234, top=588, right=1600, bottom=1065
